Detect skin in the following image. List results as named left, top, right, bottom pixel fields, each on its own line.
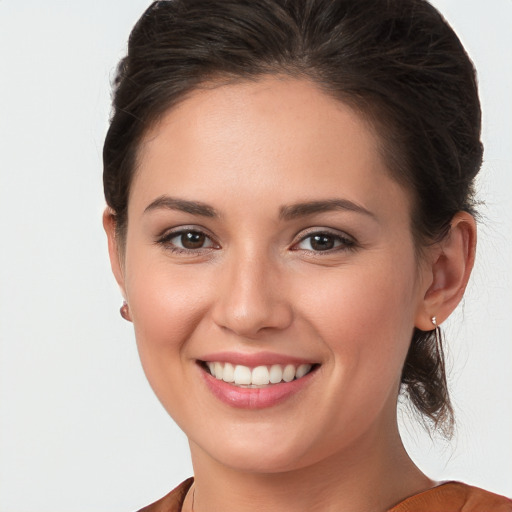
left=104, top=77, right=476, bottom=512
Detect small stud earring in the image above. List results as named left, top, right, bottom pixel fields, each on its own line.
left=432, top=315, right=442, bottom=354
left=432, top=314, right=438, bottom=332
left=120, top=301, right=132, bottom=321
left=431, top=315, right=449, bottom=390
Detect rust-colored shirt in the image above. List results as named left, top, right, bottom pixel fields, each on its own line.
left=138, top=478, right=512, bottom=511
left=387, top=481, right=512, bottom=511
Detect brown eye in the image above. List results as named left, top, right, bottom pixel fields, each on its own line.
left=160, top=229, right=216, bottom=252
left=310, top=234, right=335, bottom=251
left=181, top=231, right=206, bottom=249
left=294, top=231, right=355, bottom=252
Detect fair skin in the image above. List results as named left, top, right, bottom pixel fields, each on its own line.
left=104, top=77, right=476, bottom=512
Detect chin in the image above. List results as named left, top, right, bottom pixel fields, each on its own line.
left=213, top=447, right=307, bottom=474
left=190, top=425, right=324, bottom=474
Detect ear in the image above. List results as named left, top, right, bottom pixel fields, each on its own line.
left=102, top=208, right=127, bottom=298
left=415, top=211, right=477, bottom=330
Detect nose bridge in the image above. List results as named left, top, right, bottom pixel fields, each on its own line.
left=212, top=243, right=292, bottom=337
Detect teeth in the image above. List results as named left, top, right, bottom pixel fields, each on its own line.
left=214, top=362, right=223, bottom=380
left=269, top=364, right=283, bottom=384
left=282, top=364, right=296, bottom=382
left=251, top=366, right=270, bottom=386
left=233, top=365, right=252, bottom=385
left=205, top=362, right=313, bottom=386
left=296, top=364, right=312, bottom=379
left=222, top=363, right=235, bottom=383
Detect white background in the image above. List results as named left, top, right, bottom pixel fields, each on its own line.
left=0, top=1, right=510, bottom=510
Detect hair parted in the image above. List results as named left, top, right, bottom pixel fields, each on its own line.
left=103, top=0, right=483, bottom=436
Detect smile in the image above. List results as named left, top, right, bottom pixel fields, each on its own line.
left=205, top=362, right=314, bottom=387
left=199, top=358, right=319, bottom=409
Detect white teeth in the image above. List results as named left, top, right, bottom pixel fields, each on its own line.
left=251, top=366, right=270, bottom=386
left=205, top=361, right=314, bottom=386
left=233, top=365, right=252, bottom=385
left=296, top=364, right=312, bottom=379
left=282, top=364, right=296, bottom=382
left=269, top=364, right=283, bottom=384
left=222, top=362, right=235, bottom=383
left=214, top=362, right=223, bottom=380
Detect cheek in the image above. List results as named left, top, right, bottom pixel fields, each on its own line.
left=294, top=260, right=419, bottom=444
left=298, top=257, right=418, bottom=376
left=124, top=254, right=211, bottom=374
left=123, top=262, right=217, bottom=428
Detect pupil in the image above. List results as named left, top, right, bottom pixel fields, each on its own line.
left=182, top=231, right=205, bottom=249
left=311, top=234, right=334, bottom=251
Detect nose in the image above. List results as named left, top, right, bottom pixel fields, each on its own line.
left=211, top=250, right=293, bottom=338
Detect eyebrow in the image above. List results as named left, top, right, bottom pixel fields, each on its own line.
left=279, top=199, right=376, bottom=220
left=144, top=195, right=218, bottom=218
left=143, top=195, right=375, bottom=221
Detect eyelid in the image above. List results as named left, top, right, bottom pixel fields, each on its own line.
left=157, top=224, right=216, bottom=240
left=294, top=226, right=355, bottom=242
left=156, top=225, right=220, bottom=252
left=291, top=227, right=357, bottom=251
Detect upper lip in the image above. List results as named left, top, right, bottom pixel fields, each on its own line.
left=198, top=351, right=319, bottom=367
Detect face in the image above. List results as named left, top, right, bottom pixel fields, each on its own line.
left=110, top=77, right=431, bottom=474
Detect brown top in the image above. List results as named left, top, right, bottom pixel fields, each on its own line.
left=388, top=481, right=512, bottom=511
left=138, top=478, right=512, bottom=512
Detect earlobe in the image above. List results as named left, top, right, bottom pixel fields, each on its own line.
left=102, top=208, right=126, bottom=297
left=415, top=212, right=477, bottom=330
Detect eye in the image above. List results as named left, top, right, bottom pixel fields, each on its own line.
left=293, top=231, right=355, bottom=252
left=158, top=228, right=217, bottom=253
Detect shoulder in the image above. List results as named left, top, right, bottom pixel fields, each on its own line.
left=134, top=478, right=511, bottom=512
left=137, top=478, right=194, bottom=512
left=388, top=481, right=512, bottom=512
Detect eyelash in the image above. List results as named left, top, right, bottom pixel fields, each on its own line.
left=291, top=229, right=357, bottom=253
left=156, top=228, right=357, bottom=255
left=156, top=228, right=219, bottom=255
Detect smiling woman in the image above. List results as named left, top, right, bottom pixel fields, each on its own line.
left=101, top=1, right=511, bottom=511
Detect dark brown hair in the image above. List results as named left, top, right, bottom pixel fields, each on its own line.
left=103, top=0, right=482, bottom=435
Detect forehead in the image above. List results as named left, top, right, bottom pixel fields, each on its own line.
left=132, top=76, right=409, bottom=222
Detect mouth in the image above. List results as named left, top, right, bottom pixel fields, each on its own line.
left=198, top=360, right=319, bottom=388
left=196, top=352, right=321, bottom=408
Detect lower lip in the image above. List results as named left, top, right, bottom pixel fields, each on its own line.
left=200, top=366, right=317, bottom=409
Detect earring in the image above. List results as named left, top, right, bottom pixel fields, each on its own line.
left=432, top=315, right=440, bottom=341
left=120, top=301, right=132, bottom=321
left=431, top=315, right=444, bottom=364
left=431, top=315, right=439, bottom=332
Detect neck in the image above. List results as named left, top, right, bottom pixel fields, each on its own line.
left=187, top=420, right=433, bottom=512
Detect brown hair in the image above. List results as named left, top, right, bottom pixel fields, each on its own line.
left=103, top=0, right=482, bottom=435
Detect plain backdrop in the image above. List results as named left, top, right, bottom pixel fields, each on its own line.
left=0, top=1, right=511, bottom=510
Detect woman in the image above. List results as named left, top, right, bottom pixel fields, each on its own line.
left=102, top=0, right=511, bottom=510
